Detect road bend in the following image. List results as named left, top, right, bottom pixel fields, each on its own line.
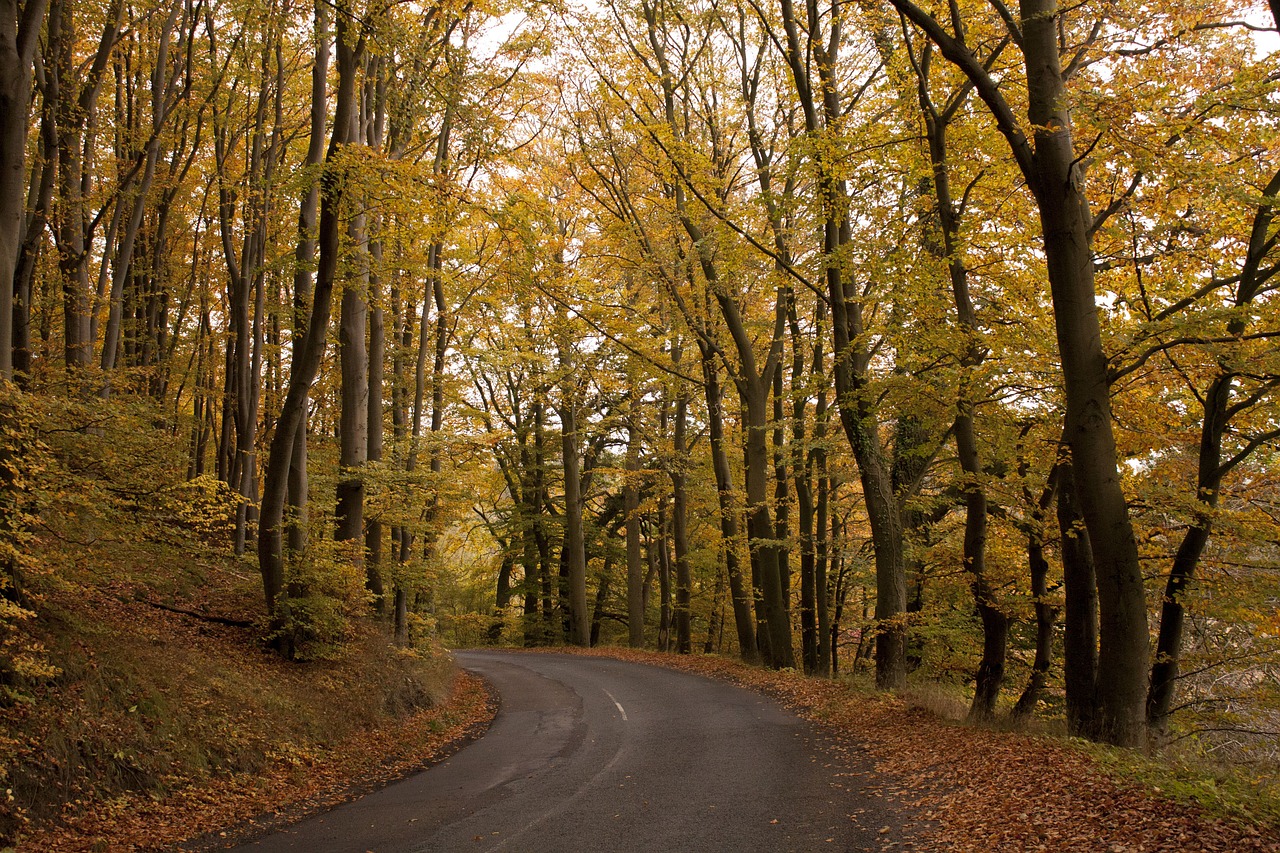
left=227, top=650, right=913, bottom=852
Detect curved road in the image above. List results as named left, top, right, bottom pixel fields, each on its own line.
left=229, top=651, right=911, bottom=852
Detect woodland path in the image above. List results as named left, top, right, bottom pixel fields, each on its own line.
left=227, top=650, right=915, bottom=852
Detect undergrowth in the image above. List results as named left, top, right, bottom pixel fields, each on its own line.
left=0, top=392, right=454, bottom=846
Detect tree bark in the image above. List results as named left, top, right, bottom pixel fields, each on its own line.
left=556, top=307, right=590, bottom=647
left=1060, top=457, right=1100, bottom=739
left=625, top=408, right=644, bottom=648
left=257, top=0, right=352, bottom=619
left=701, top=343, right=757, bottom=662
left=671, top=366, right=692, bottom=654
left=0, top=0, right=50, bottom=381
left=889, top=0, right=1151, bottom=747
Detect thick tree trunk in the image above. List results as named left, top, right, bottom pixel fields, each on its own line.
left=1022, top=0, right=1149, bottom=746
left=1060, top=458, right=1101, bottom=739
left=742, top=382, right=793, bottom=669
left=0, top=0, right=50, bottom=381
left=12, top=104, right=54, bottom=383
left=887, top=0, right=1151, bottom=748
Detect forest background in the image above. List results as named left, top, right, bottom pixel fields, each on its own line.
left=0, top=0, right=1278, bottom=843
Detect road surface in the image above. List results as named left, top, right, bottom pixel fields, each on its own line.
left=228, top=650, right=912, bottom=852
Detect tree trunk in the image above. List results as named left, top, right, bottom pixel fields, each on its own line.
left=1012, top=465, right=1060, bottom=721
left=257, top=0, right=351, bottom=621
left=657, top=499, right=672, bottom=653
left=557, top=314, right=590, bottom=647
left=284, top=0, right=328, bottom=558
left=671, top=374, right=692, bottom=654
left=1146, top=162, right=1280, bottom=734
left=1, top=0, right=50, bottom=381
left=889, top=0, right=1150, bottom=746
left=1025, top=5, right=1149, bottom=745
left=778, top=0, right=906, bottom=688
left=1060, top=457, right=1100, bottom=739
left=625, top=411, right=644, bottom=648
left=701, top=345, right=757, bottom=662
left=334, top=173, right=369, bottom=554
left=365, top=290, right=385, bottom=605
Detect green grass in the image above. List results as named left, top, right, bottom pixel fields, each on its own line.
left=1080, top=737, right=1280, bottom=830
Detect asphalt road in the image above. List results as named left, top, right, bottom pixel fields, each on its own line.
left=228, top=651, right=912, bottom=852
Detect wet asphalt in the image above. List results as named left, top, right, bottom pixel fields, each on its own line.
left=227, top=650, right=915, bottom=852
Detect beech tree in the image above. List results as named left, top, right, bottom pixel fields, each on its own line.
left=5, top=0, right=1278, bottom=758
left=0, top=0, right=50, bottom=382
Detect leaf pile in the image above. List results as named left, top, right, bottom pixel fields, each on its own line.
left=569, top=648, right=1280, bottom=853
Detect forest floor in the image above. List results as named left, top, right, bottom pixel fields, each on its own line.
left=10, top=632, right=1280, bottom=851
left=0, top=397, right=499, bottom=852
left=1, top=496, right=495, bottom=850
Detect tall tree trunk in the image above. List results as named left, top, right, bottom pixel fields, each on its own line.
left=100, top=5, right=178, bottom=381
left=258, top=0, right=352, bottom=623
left=771, top=354, right=790, bottom=605
left=701, top=343, right=757, bottom=662
left=656, top=498, right=672, bottom=652
left=334, top=187, right=369, bottom=555
left=2, top=0, right=50, bottom=381
left=1012, top=467, right=1061, bottom=720
left=778, top=0, right=906, bottom=688
left=1023, top=3, right=1149, bottom=745
left=671, top=366, right=692, bottom=654
left=363, top=59, right=387, bottom=608
left=556, top=305, right=590, bottom=646
left=815, top=464, right=832, bottom=677
left=889, top=0, right=1151, bottom=747
left=1146, top=163, right=1280, bottom=734
left=1060, top=457, right=1100, bottom=739
left=0, top=9, right=36, bottom=377
left=283, top=0, right=327, bottom=558
left=49, top=0, right=119, bottom=372
left=625, top=405, right=644, bottom=648
left=365, top=288, right=385, bottom=604
left=642, top=0, right=790, bottom=667
left=590, top=556, right=613, bottom=647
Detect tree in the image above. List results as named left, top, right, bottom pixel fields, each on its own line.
left=0, top=0, right=50, bottom=381
left=888, top=0, right=1152, bottom=746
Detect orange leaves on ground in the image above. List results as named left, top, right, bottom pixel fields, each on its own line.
left=568, top=647, right=1280, bottom=853
left=21, top=670, right=496, bottom=852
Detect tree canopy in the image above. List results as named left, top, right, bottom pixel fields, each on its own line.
left=1, top=0, right=1277, bottom=759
